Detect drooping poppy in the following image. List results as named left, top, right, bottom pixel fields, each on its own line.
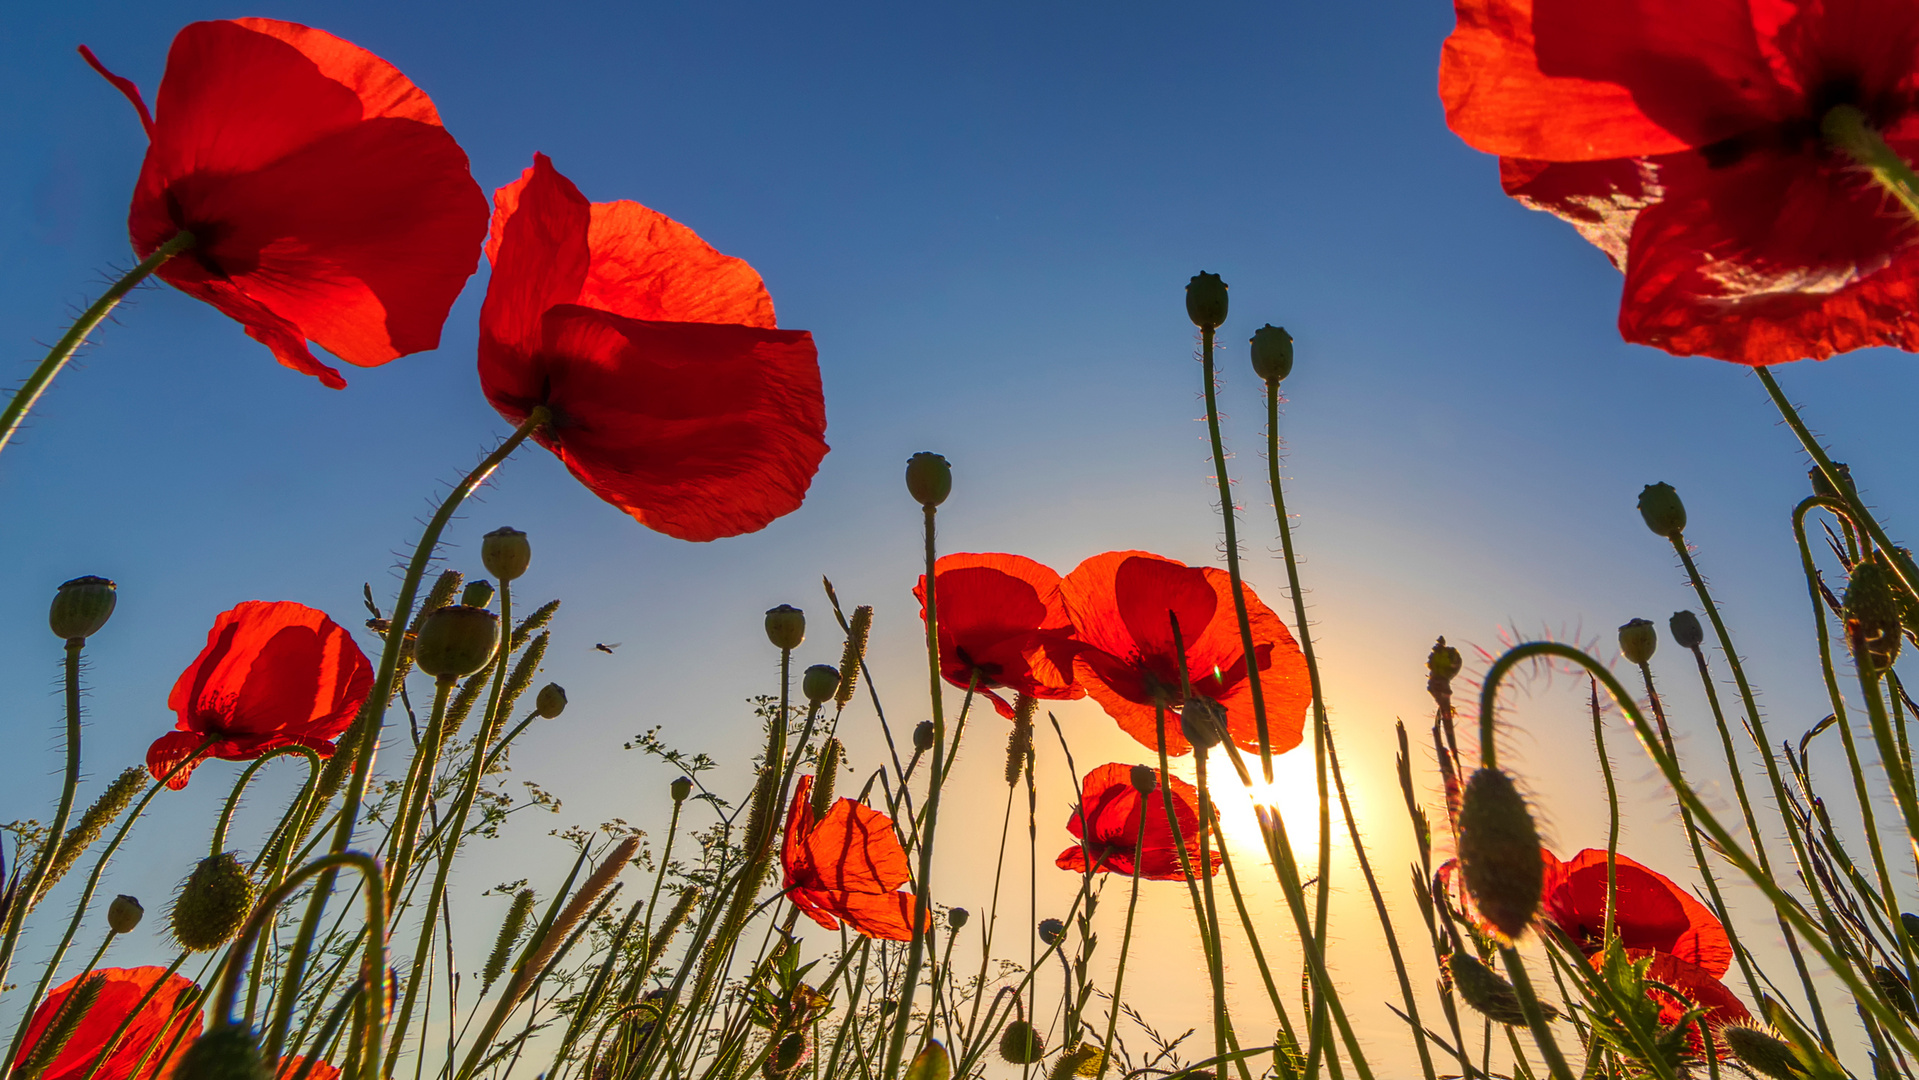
left=782, top=775, right=924, bottom=941
left=1541, top=848, right=1733, bottom=977
left=1055, top=763, right=1219, bottom=880
left=914, top=553, right=1083, bottom=719
left=1059, top=550, right=1310, bottom=756
left=148, top=600, right=374, bottom=790
left=1440, top=0, right=1919, bottom=366
left=19, top=967, right=203, bottom=1080
left=479, top=154, right=828, bottom=542
left=82, top=19, right=487, bottom=388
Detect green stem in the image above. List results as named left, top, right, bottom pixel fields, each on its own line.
left=1094, top=810, right=1148, bottom=1079
left=211, top=747, right=321, bottom=858
left=1590, top=681, right=1620, bottom=947
left=0, top=639, right=90, bottom=1005
left=384, top=675, right=457, bottom=908
left=1823, top=105, right=1919, bottom=221
left=0, top=231, right=196, bottom=460
left=1197, top=750, right=1231, bottom=1077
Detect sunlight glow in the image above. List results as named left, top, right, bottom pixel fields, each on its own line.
left=1209, top=750, right=1341, bottom=865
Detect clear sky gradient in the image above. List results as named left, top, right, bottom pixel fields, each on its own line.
left=2, top=0, right=1908, bottom=1070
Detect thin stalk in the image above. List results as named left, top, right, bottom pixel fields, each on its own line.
left=1196, top=749, right=1231, bottom=1076
left=0, top=639, right=90, bottom=1009
left=1094, top=810, right=1148, bottom=1079
left=1856, top=668, right=1919, bottom=855
left=211, top=747, right=321, bottom=857
left=1823, top=105, right=1919, bottom=220
left=385, top=675, right=458, bottom=905
left=1591, top=681, right=1620, bottom=947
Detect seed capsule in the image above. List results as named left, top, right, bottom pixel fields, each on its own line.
left=535, top=683, right=568, bottom=719
left=1178, top=697, right=1226, bottom=751
left=905, top=452, right=952, bottom=508
left=460, top=580, right=496, bottom=608
left=1723, top=1026, right=1807, bottom=1080
left=1809, top=462, right=1853, bottom=501
left=1037, top=918, right=1066, bottom=946
left=1618, top=618, right=1658, bottom=665
left=1186, top=272, right=1228, bottom=330
left=1448, top=951, right=1537, bottom=1026
left=481, top=527, right=531, bottom=582
left=1847, top=561, right=1905, bottom=673
left=174, top=1024, right=272, bottom=1080
left=802, top=664, right=840, bottom=705
left=1428, top=637, right=1463, bottom=682
left=413, top=605, right=500, bottom=679
left=1249, top=324, right=1294, bottom=383
left=1130, top=764, right=1157, bottom=796
left=1670, top=610, right=1705, bottom=649
left=948, top=907, right=969, bottom=930
left=107, top=895, right=144, bottom=934
left=670, top=777, right=693, bottom=803
left=765, top=605, right=806, bottom=650
left=49, top=576, right=116, bottom=641
left=171, top=852, right=256, bottom=952
left=1637, top=482, right=1687, bottom=540
left=1455, top=768, right=1543, bottom=941
left=913, top=721, right=936, bottom=751
left=998, top=1020, right=1045, bottom=1065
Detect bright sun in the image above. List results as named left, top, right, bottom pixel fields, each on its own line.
left=1207, top=751, right=1341, bottom=864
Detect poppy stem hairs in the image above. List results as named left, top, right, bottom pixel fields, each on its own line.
left=0, top=231, right=196, bottom=464
left=1823, top=105, right=1919, bottom=223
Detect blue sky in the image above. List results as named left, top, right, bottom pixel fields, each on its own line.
left=1, top=0, right=1908, bottom=1068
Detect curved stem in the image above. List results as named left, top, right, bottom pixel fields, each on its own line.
left=1823, top=105, right=1919, bottom=220
left=384, top=675, right=457, bottom=907
left=1590, top=682, right=1620, bottom=947
left=211, top=747, right=321, bottom=857
left=0, top=231, right=196, bottom=461
left=0, top=640, right=90, bottom=1001
left=886, top=503, right=945, bottom=1078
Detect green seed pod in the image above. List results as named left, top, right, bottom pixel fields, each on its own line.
left=1428, top=637, right=1463, bottom=682
left=482, top=527, right=531, bottom=582
left=1456, top=768, right=1543, bottom=941
left=1637, top=482, right=1687, bottom=540
left=912, top=721, right=936, bottom=752
left=1249, top=324, right=1294, bottom=383
left=1447, top=951, right=1531, bottom=1026
left=482, top=888, right=536, bottom=994
left=812, top=741, right=842, bottom=818
left=765, top=605, right=806, bottom=651
left=1670, top=610, right=1705, bottom=650
left=834, top=606, right=873, bottom=706
left=1903, top=911, right=1919, bottom=944
left=905, top=452, right=952, bottom=508
left=998, top=1019, right=1045, bottom=1064
left=173, top=1024, right=272, bottom=1080
left=1130, top=764, right=1157, bottom=796
left=414, top=605, right=500, bottom=679
left=1618, top=618, right=1658, bottom=665
left=906, top=1041, right=951, bottom=1080
left=1809, top=462, right=1853, bottom=501
left=1004, top=697, right=1036, bottom=787
left=670, top=776, right=693, bottom=803
left=535, top=683, right=567, bottom=719
left=460, top=580, right=496, bottom=609
left=1037, top=918, right=1066, bottom=946
left=1846, top=560, right=1904, bottom=673
left=801, top=664, right=840, bottom=705
left=767, top=1031, right=809, bottom=1079
left=107, top=895, right=144, bottom=934
left=1178, top=697, right=1226, bottom=751
left=49, top=576, right=116, bottom=641
left=1048, top=1042, right=1104, bottom=1080
left=1723, top=1025, right=1808, bottom=1080
left=1185, top=272, right=1228, bottom=330
left=170, top=852, right=255, bottom=952
left=948, top=907, right=969, bottom=930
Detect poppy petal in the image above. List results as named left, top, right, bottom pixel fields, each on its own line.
left=20, top=967, right=202, bottom=1080
left=1499, top=155, right=1661, bottom=269
left=146, top=731, right=207, bottom=791
left=481, top=154, right=594, bottom=359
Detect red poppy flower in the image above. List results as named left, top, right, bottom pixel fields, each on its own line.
left=1541, top=848, right=1733, bottom=977
left=1055, top=763, right=1219, bottom=880
left=1441, top=0, right=1919, bottom=366
left=1592, top=948, right=1750, bottom=1054
left=782, top=775, right=925, bottom=941
left=1059, top=551, right=1310, bottom=756
left=913, top=553, right=1083, bottom=719
left=82, top=19, right=487, bottom=388
left=148, top=600, right=374, bottom=790
left=277, top=1059, right=340, bottom=1080
left=479, top=154, right=828, bottom=542
left=20, top=967, right=202, bottom=1080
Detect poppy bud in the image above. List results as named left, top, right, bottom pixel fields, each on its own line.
left=1809, top=462, right=1853, bottom=501
left=174, top=1024, right=272, bottom=1080
left=1637, top=482, right=1687, bottom=540
left=998, top=1020, right=1045, bottom=1065
left=913, top=721, right=936, bottom=751
left=1249, top=324, right=1294, bottom=383
left=802, top=664, right=840, bottom=705
left=1446, top=951, right=1532, bottom=1026
left=813, top=743, right=842, bottom=817
left=1037, top=918, right=1066, bottom=946
left=905, top=452, right=952, bottom=508
left=1428, top=638, right=1463, bottom=682
left=414, top=605, right=500, bottom=679
left=171, top=852, right=256, bottom=952
left=1185, top=272, right=1228, bottom=330
left=1130, top=764, right=1157, bottom=796
left=535, top=683, right=567, bottom=719
left=769, top=1031, right=809, bottom=1077
left=1847, top=561, right=1904, bottom=673
left=482, top=526, right=531, bottom=582
left=670, top=776, right=693, bottom=803
left=1618, top=618, right=1658, bottom=665
left=49, top=576, right=116, bottom=641
left=948, top=907, right=969, bottom=930
left=1179, top=698, right=1226, bottom=751
left=765, top=605, right=806, bottom=651
left=107, top=894, right=143, bottom=934
left=1049, top=1043, right=1105, bottom=1080
left=1723, top=1026, right=1806, bottom=1080
left=460, top=580, right=496, bottom=609
left=1455, top=768, right=1543, bottom=941
left=1670, top=610, right=1705, bottom=649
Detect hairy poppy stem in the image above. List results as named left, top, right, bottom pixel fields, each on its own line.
left=0, top=230, right=195, bottom=463
left=1093, top=810, right=1149, bottom=1080
left=0, top=639, right=89, bottom=1014
left=1588, top=682, right=1620, bottom=948
left=1823, top=105, right=1919, bottom=221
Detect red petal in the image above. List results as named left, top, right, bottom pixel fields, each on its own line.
left=1058, top=763, right=1214, bottom=880
left=482, top=155, right=593, bottom=359
left=1500, top=155, right=1660, bottom=269
left=830, top=889, right=925, bottom=941
left=1544, top=849, right=1731, bottom=976
left=276, top=1058, right=342, bottom=1080
left=21, top=967, right=202, bottom=1080
left=78, top=46, right=155, bottom=139
left=146, top=731, right=206, bottom=790
left=914, top=553, right=1083, bottom=711
left=228, top=19, right=445, bottom=124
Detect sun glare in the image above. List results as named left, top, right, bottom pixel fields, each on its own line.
left=1209, top=750, right=1340, bottom=864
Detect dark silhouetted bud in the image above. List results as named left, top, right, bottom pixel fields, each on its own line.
left=802, top=664, right=840, bottom=705
left=948, top=907, right=969, bottom=930
left=174, top=1024, right=272, bottom=1080
left=535, top=684, right=567, bottom=719
left=1249, top=324, right=1294, bottom=383
left=1428, top=638, right=1463, bottom=682
left=1048, top=1043, right=1104, bottom=1080
left=913, top=721, right=936, bottom=751
left=1618, top=619, right=1657, bottom=665
left=1723, top=1026, right=1807, bottom=1080
left=49, top=576, right=116, bottom=641
left=1846, top=561, right=1904, bottom=673
left=1037, top=918, right=1066, bottom=946
left=1448, top=951, right=1544, bottom=1026
left=1876, top=965, right=1918, bottom=1020
left=765, top=605, right=806, bottom=650
left=769, top=1031, right=809, bottom=1078
left=905, top=453, right=952, bottom=508
left=1186, top=272, right=1228, bottom=329
left=1809, top=462, right=1853, bottom=502
left=1670, top=610, right=1704, bottom=649
left=1637, top=482, right=1687, bottom=540
left=107, top=895, right=143, bottom=934
left=1456, top=768, right=1543, bottom=941
left=670, top=777, right=693, bottom=803
left=1903, top=912, right=1919, bottom=944
left=1130, top=764, right=1157, bottom=796
left=1179, top=697, right=1226, bottom=751
left=998, top=1020, right=1045, bottom=1065
left=414, top=605, right=500, bottom=679
left=171, top=852, right=255, bottom=952
left=482, top=527, right=531, bottom=582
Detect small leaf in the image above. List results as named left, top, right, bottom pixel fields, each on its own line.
left=905, top=1040, right=951, bottom=1080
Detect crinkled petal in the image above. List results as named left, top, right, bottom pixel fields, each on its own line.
left=146, top=731, right=207, bottom=790
left=22, top=967, right=202, bottom=1080
left=1500, top=155, right=1662, bottom=268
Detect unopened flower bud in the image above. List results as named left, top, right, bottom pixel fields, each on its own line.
left=948, top=907, right=969, bottom=930
left=913, top=721, right=936, bottom=751
left=171, top=852, right=255, bottom=952
left=1130, top=764, right=1157, bottom=796
left=1618, top=619, right=1657, bottom=665
left=534, top=683, right=567, bottom=719
left=771, top=1031, right=809, bottom=1076
left=414, top=605, right=499, bottom=678
left=174, top=1024, right=271, bottom=1080
left=107, top=895, right=143, bottom=934
left=1447, top=951, right=1535, bottom=1026
left=1637, top=482, right=1687, bottom=540
left=1723, top=1026, right=1806, bottom=1080
left=482, top=526, right=531, bottom=582
left=998, top=1020, right=1045, bottom=1065
left=1185, top=272, right=1228, bottom=329
left=802, top=664, right=840, bottom=705
left=1846, top=561, right=1904, bottom=673
left=1037, top=918, right=1066, bottom=946
left=765, top=605, right=806, bottom=651
left=460, top=580, right=495, bottom=609
left=49, top=576, right=116, bottom=641
left=1178, top=697, right=1226, bottom=751
left=1456, top=768, right=1543, bottom=941
left=670, top=777, right=693, bottom=803
left=905, top=452, right=952, bottom=508
left=1428, top=638, right=1462, bottom=682
left=1249, top=324, right=1294, bottom=383
left=1809, top=462, right=1853, bottom=501
left=1670, top=610, right=1705, bottom=649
